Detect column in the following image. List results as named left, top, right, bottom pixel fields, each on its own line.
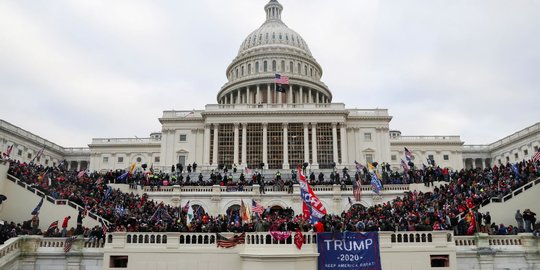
left=332, top=123, right=338, bottom=165
left=241, top=123, right=247, bottom=167
left=311, top=123, right=318, bottom=168
left=340, top=123, right=348, bottom=165
left=262, top=123, right=268, bottom=169
left=236, top=90, right=240, bottom=104
left=256, top=85, right=261, bottom=104
left=212, top=124, right=219, bottom=166
left=233, top=123, right=239, bottom=166
left=282, top=123, right=289, bottom=169
left=267, top=84, right=271, bottom=104
left=288, top=85, right=293, bottom=104
left=278, top=92, right=282, bottom=104
left=303, top=123, right=310, bottom=163
left=247, top=87, right=252, bottom=104
left=299, top=86, right=304, bottom=104
left=354, top=128, right=360, bottom=162
left=308, top=88, right=312, bottom=103
left=316, top=91, right=319, bottom=104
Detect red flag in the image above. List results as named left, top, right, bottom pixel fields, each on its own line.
left=48, top=220, right=58, bottom=231
left=467, top=211, right=476, bottom=235
left=302, top=201, right=310, bottom=220
left=466, top=198, right=474, bottom=209
left=294, top=229, right=304, bottom=250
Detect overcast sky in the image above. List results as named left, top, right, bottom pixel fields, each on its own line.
left=1, top=0, right=538, bottom=147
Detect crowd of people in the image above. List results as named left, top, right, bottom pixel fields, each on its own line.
left=2, top=156, right=539, bottom=242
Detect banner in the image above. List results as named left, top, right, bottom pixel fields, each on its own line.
left=317, top=232, right=381, bottom=270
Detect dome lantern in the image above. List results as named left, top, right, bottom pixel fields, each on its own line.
left=264, top=0, right=283, bottom=22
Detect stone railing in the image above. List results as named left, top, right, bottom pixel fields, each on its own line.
left=6, top=174, right=111, bottom=226
left=142, top=184, right=411, bottom=195
left=91, top=137, right=161, bottom=144
left=454, top=233, right=537, bottom=249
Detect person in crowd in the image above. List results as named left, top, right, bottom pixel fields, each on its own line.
left=515, top=209, right=524, bottom=232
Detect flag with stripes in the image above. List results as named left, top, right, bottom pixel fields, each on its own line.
left=354, top=160, right=364, bottom=172
left=404, top=147, right=414, bottom=162
left=532, top=149, right=540, bottom=163
left=353, top=179, right=362, bottom=202
left=240, top=200, right=251, bottom=223
left=64, top=236, right=78, bottom=253
left=99, top=219, right=109, bottom=235
left=216, top=232, right=245, bottom=248
left=401, top=159, right=410, bottom=172
left=48, top=220, right=58, bottom=231
left=274, top=74, right=289, bottom=93
left=252, top=199, right=264, bottom=215
left=3, top=145, right=13, bottom=158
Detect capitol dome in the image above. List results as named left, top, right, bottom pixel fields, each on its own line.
left=217, top=0, right=332, bottom=105
left=237, top=0, right=312, bottom=57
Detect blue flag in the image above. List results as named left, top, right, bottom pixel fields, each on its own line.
left=511, top=163, right=521, bottom=178
left=370, top=172, right=382, bottom=195
left=31, top=197, right=44, bottom=215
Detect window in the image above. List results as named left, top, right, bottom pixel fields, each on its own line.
left=247, top=63, right=251, bottom=75
left=297, top=63, right=301, bottom=74
left=281, top=60, right=285, bottom=72
left=118, top=157, right=124, bottom=163
left=514, top=153, right=519, bottom=159
left=178, top=155, right=186, bottom=166
left=310, top=67, right=313, bottom=77
left=304, top=65, right=307, bottom=75
left=136, top=157, right=142, bottom=163
left=289, top=61, right=293, bottom=72
left=255, top=62, right=259, bottom=73
left=241, top=66, right=244, bottom=76
left=179, top=134, right=187, bottom=142
left=535, top=146, right=539, bottom=152
left=428, top=154, right=434, bottom=160
left=365, top=154, right=373, bottom=164
left=391, top=155, right=397, bottom=161
left=17, top=149, right=22, bottom=156
left=264, top=61, right=268, bottom=72
left=235, top=68, right=238, bottom=78
left=443, top=155, right=449, bottom=161
left=103, top=157, right=109, bottom=163
left=524, top=149, right=528, bottom=156
left=45, top=160, right=48, bottom=165
left=506, top=156, right=510, bottom=162
left=27, top=153, right=32, bottom=159
left=109, top=256, right=128, bottom=268
left=154, top=156, right=160, bottom=163
left=364, top=133, right=372, bottom=141
left=272, top=60, right=276, bottom=71
left=430, top=255, right=449, bottom=267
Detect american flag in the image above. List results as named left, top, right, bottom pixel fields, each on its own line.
left=404, top=147, right=414, bottom=161
left=274, top=74, right=289, bottom=84
left=3, top=145, right=13, bottom=157
left=64, top=236, right=78, bottom=253
left=353, top=179, right=362, bottom=202
left=216, top=232, right=245, bottom=248
left=48, top=220, right=58, bottom=231
left=252, top=200, right=264, bottom=215
left=533, top=149, right=540, bottom=163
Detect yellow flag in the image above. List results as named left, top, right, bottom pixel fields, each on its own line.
left=129, top=162, right=136, bottom=174
left=368, top=163, right=375, bottom=171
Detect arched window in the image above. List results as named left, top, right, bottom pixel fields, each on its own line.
left=304, top=65, right=307, bottom=75
left=310, top=67, right=313, bottom=77
left=272, top=32, right=275, bottom=40
left=248, top=63, right=251, bottom=75
left=281, top=60, right=285, bottom=72
left=235, top=68, right=238, bottom=78
left=264, top=61, right=268, bottom=72
left=290, top=61, right=293, bottom=73
left=272, top=60, right=276, bottom=72
left=241, top=66, right=244, bottom=76
left=297, top=63, right=301, bottom=74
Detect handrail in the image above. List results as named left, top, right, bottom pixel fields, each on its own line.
left=6, top=174, right=111, bottom=226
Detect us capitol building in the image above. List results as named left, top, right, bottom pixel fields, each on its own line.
left=1, top=0, right=539, bottom=175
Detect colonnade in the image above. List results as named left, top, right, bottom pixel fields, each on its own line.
left=219, top=83, right=330, bottom=105
left=203, top=122, right=349, bottom=170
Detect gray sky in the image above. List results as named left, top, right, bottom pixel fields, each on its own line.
left=1, top=0, right=538, bottom=147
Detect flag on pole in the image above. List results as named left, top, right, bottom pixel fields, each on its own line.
left=240, top=200, right=251, bottom=223
left=31, top=197, right=44, bottom=215
left=353, top=178, right=362, bottom=202
left=354, top=160, right=364, bottom=172
left=2, top=145, right=13, bottom=158
left=370, top=172, right=382, bottom=195
left=348, top=197, right=353, bottom=206
left=182, top=201, right=191, bottom=213
left=533, top=149, right=540, bottom=163
left=401, top=159, right=410, bottom=172
left=404, top=147, right=414, bottom=162
left=298, top=166, right=327, bottom=223
left=252, top=200, right=264, bottom=216
left=186, top=202, right=194, bottom=224
left=129, top=163, right=137, bottom=174
left=99, top=219, right=109, bottom=235
left=274, top=74, right=289, bottom=93
left=48, top=220, right=58, bottom=231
